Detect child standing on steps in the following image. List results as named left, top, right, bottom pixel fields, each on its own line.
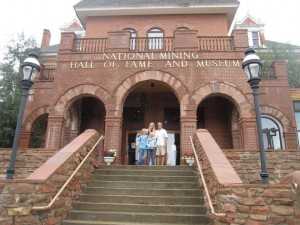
left=135, top=128, right=149, bottom=165
left=147, top=132, right=157, bottom=165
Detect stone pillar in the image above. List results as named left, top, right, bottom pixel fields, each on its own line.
left=239, top=117, right=259, bottom=150
left=231, top=29, right=249, bottom=50
left=59, top=32, right=77, bottom=53
left=174, top=30, right=198, bottom=51
left=180, top=116, right=197, bottom=163
left=106, top=31, right=130, bottom=52
left=19, top=131, right=31, bottom=148
left=45, top=116, right=64, bottom=150
left=104, top=116, right=123, bottom=164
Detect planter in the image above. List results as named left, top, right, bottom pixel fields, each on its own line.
left=185, top=157, right=195, bottom=166
left=103, top=157, right=115, bottom=165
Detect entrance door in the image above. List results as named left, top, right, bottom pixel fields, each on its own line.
left=166, top=131, right=180, bottom=165
left=126, top=130, right=139, bottom=165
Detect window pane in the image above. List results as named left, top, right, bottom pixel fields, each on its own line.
left=294, top=102, right=300, bottom=111
left=295, top=113, right=300, bottom=129
left=148, top=28, right=163, bottom=50
left=261, top=117, right=282, bottom=149
left=253, top=39, right=259, bottom=46
left=252, top=32, right=259, bottom=39
left=261, top=118, right=278, bottom=129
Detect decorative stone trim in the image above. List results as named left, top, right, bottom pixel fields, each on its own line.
left=53, top=84, right=111, bottom=116
left=192, top=82, right=251, bottom=118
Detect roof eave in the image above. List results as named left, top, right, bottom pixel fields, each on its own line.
left=75, top=4, right=239, bottom=30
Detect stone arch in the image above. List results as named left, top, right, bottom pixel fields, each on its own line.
left=115, top=70, right=191, bottom=112
left=24, top=106, right=49, bottom=131
left=260, top=105, right=293, bottom=132
left=191, top=82, right=251, bottom=118
left=53, top=84, right=112, bottom=116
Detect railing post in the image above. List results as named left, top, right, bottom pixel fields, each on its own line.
left=231, top=29, right=249, bottom=51
left=174, top=30, right=198, bottom=51
left=107, top=31, right=131, bottom=52
left=59, top=32, right=77, bottom=53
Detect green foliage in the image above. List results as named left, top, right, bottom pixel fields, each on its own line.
left=0, top=33, right=39, bottom=147
left=257, top=42, right=300, bottom=88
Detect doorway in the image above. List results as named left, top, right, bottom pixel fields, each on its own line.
left=121, top=81, right=180, bottom=165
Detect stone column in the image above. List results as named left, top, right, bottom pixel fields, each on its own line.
left=180, top=116, right=197, bottom=163
left=239, top=117, right=259, bottom=150
left=106, top=31, right=130, bottom=52
left=104, top=116, right=123, bottom=164
left=59, top=32, right=77, bottom=53
left=231, top=29, right=249, bottom=51
left=174, top=30, right=198, bottom=51
left=45, top=116, right=64, bottom=150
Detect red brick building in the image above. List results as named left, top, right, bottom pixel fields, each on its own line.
left=20, top=0, right=298, bottom=164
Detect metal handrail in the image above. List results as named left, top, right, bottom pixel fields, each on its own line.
left=189, top=136, right=225, bottom=217
left=32, top=135, right=104, bottom=211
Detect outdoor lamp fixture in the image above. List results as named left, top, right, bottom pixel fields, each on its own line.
left=6, top=52, right=40, bottom=179
left=242, top=48, right=269, bottom=184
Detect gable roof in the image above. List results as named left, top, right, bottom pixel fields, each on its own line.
left=74, top=0, right=239, bottom=29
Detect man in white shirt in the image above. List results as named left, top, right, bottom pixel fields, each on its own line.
left=155, top=122, right=168, bottom=165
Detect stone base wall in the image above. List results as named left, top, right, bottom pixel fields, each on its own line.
left=0, top=149, right=57, bottom=179
left=193, top=131, right=300, bottom=225
left=0, top=129, right=101, bottom=225
left=224, top=150, right=300, bottom=184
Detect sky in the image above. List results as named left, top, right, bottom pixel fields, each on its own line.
left=0, top=0, right=299, bottom=59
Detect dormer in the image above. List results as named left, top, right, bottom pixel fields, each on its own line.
left=60, top=18, right=85, bottom=38
left=234, top=13, right=266, bottom=48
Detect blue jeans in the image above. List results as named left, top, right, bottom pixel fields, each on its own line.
left=147, top=148, right=156, bottom=165
left=136, top=148, right=147, bottom=165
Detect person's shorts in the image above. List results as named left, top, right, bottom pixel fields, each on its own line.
left=156, top=145, right=166, bottom=156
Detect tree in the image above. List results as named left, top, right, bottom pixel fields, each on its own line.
left=257, top=41, right=300, bottom=88
left=0, top=33, right=38, bottom=147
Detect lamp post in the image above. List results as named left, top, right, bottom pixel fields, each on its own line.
left=6, top=52, right=40, bottom=179
left=242, top=48, right=269, bottom=184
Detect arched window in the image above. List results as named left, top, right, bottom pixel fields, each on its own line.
left=148, top=28, right=164, bottom=50
left=261, top=117, right=283, bottom=150
left=123, top=28, right=137, bottom=50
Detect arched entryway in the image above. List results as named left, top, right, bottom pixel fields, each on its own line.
left=197, top=96, right=237, bottom=149
left=122, top=80, right=180, bottom=165
left=30, top=113, right=48, bottom=148
left=62, top=96, right=106, bottom=146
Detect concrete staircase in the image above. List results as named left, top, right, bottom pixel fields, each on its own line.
left=62, top=165, right=209, bottom=225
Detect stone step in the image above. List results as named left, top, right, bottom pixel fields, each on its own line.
left=87, top=180, right=199, bottom=189
left=67, top=210, right=209, bottom=224
left=62, top=220, right=208, bottom=225
left=73, top=202, right=207, bottom=214
left=82, top=186, right=202, bottom=197
left=90, top=174, right=198, bottom=182
left=78, top=194, right=204, bottom=205
left=96, top=165, right=195, bottom=171
left=94, top=168, right=196, bottom=176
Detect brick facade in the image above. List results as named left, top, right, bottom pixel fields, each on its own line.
left=20, top=3, right=298, bottom=164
